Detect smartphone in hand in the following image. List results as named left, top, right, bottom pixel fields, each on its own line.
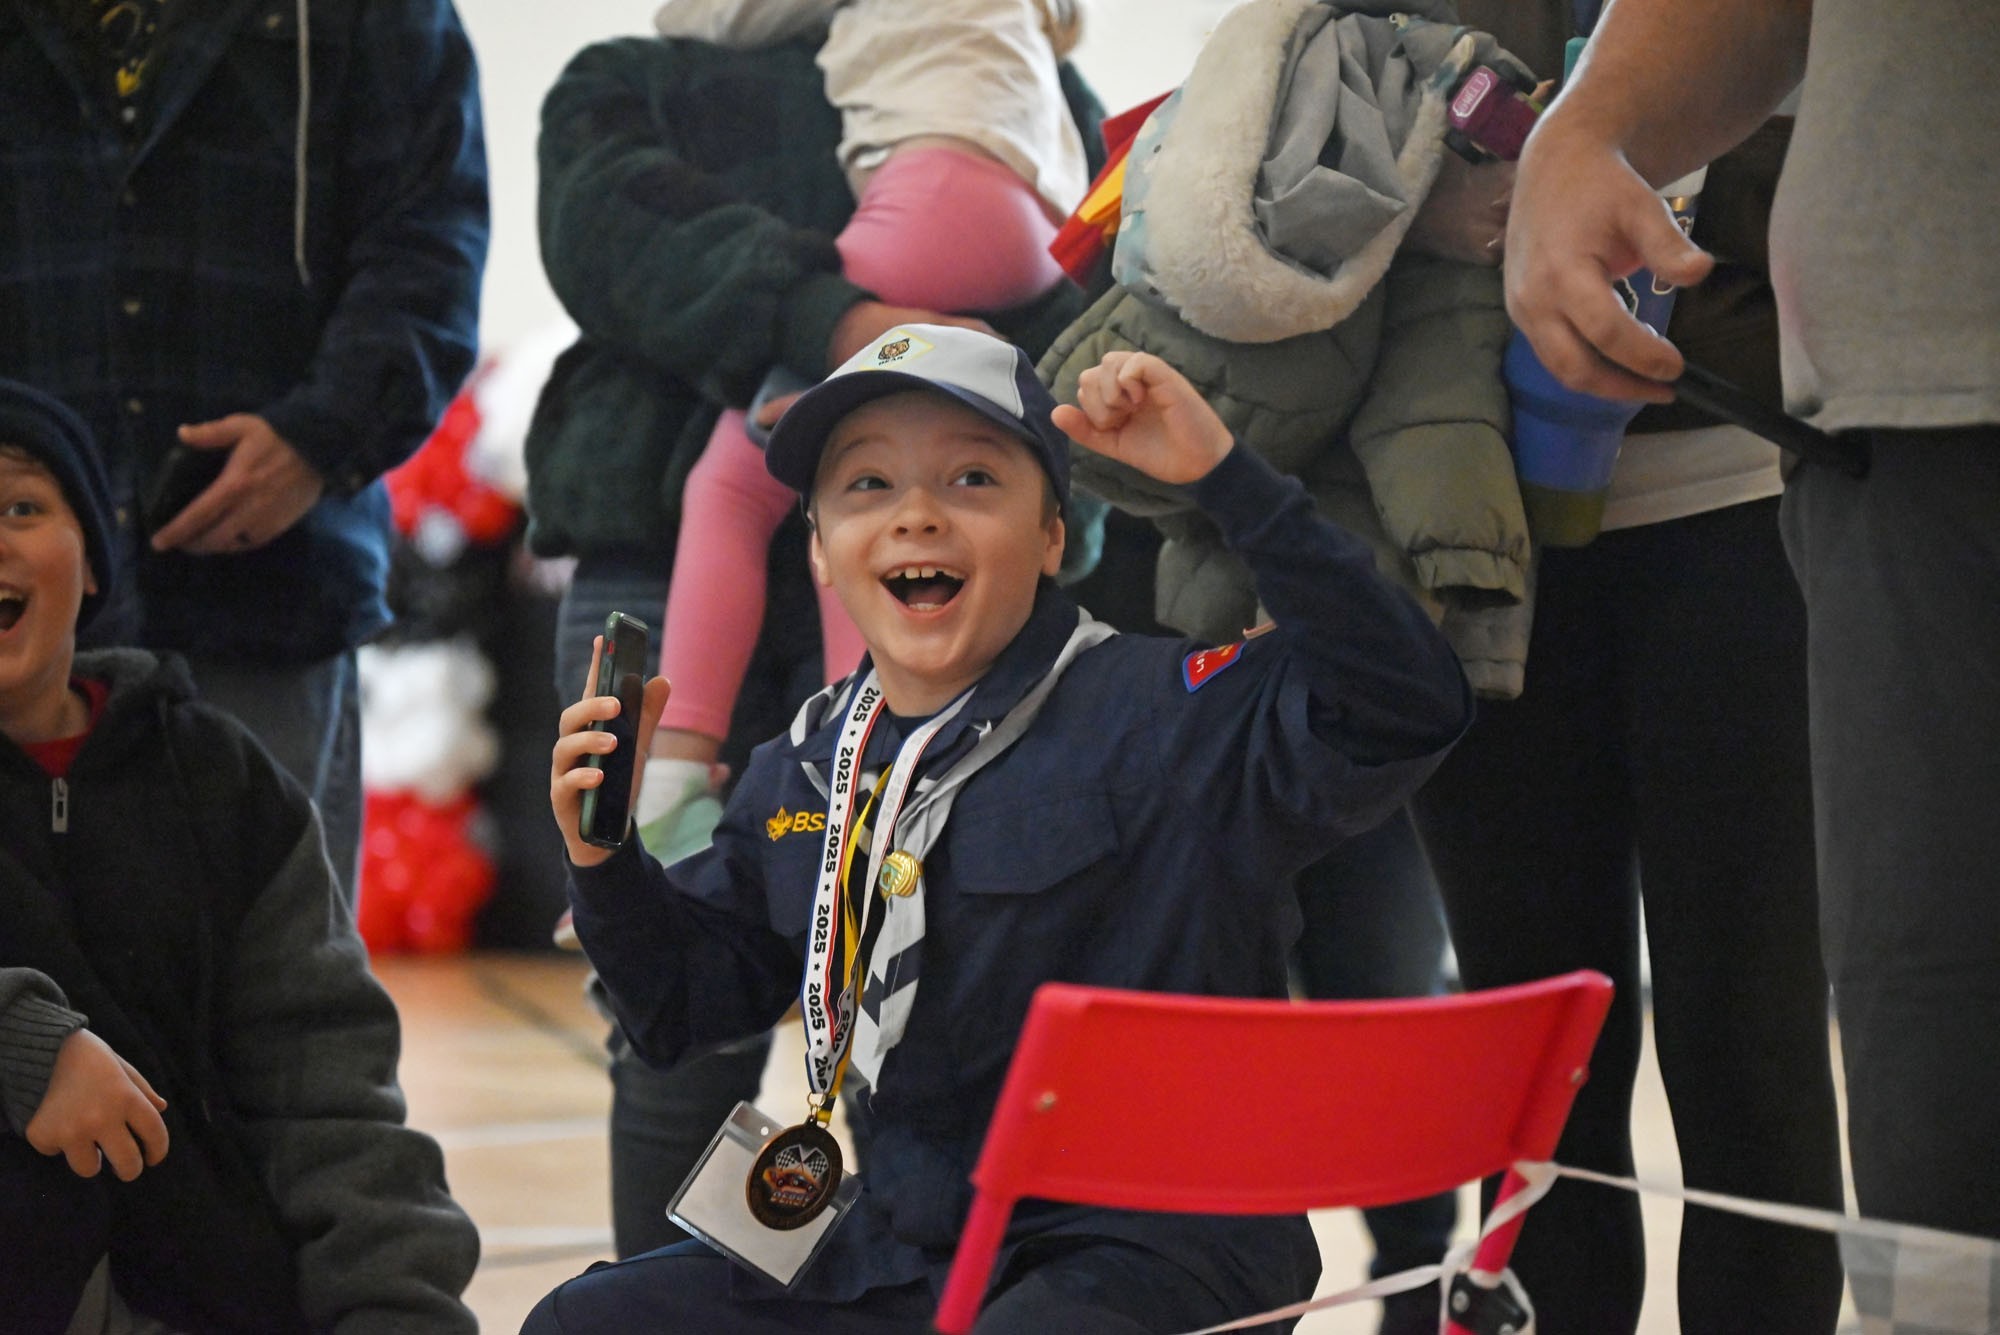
left=140, top=444, right=230, bottom=534
left=579, top=611, right=650, bottom=849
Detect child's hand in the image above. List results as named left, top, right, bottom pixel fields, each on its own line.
left=752, top=391, right=804, bottom=431
left=26, top=1029, right=169, bottom=1181
left=1405, top=154, right=1514, bottom=266
left=1053, top=351, right=1234, bottom=485
left=550, top=635, right=673, bottom=867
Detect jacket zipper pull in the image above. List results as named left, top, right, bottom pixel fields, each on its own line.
left=51, top=777, right=69, bottom=833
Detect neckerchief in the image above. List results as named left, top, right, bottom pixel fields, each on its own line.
left=788, top=608, right=1117, bottom=1097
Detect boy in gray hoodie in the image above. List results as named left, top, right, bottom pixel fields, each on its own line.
left=0, top=379, right=477, bottom=1333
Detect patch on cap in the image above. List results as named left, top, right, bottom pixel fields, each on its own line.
left=764, top=322, right=1059, bottom=501
left=867, top=330, right=934, bottom=368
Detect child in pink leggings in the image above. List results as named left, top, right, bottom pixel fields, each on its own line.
left=638, top=0, right=1086, bottom=858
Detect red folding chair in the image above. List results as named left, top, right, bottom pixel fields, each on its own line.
left=933, top=971, right=1613, bottom=1334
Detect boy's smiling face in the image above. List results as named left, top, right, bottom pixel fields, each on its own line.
left=0, top=448, right=96, bottom=742
left=808, top=390, right=1065, bottom=717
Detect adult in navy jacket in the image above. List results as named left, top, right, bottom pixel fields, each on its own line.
left=0, top=0, right=488, bottom=895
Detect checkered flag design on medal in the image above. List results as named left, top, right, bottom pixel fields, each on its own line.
left=1843, top=1230, right=2000, bottom=1335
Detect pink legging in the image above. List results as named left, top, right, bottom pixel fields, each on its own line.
left=657, top=146, right=1062, bottom=739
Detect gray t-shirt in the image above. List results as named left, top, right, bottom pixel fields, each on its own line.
left=1768, top=0, right=2000, bottom=432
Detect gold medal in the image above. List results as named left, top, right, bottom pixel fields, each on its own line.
left=746, top=1119, right=844, bottom=1230
left=876, top=849, right=921, bottom=898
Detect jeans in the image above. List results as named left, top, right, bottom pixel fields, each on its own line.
left=605, top=1027, right=774, bottom=1255
left=181, top=649, right=361, bottom=903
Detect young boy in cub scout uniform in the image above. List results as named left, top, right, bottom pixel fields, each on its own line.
left=538, top=326, right=1472, bottom=1332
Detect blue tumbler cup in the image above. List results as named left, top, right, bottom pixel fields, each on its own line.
left=1504, top=330, right=1640, bottom=546
left=1504, top=167, right=1705, bottom=546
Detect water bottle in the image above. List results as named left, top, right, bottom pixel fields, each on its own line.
left=1506, top=167, right=1705, bottom=546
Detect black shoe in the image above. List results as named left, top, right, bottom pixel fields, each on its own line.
left=1378, top=1282, right=1442, bottom=1335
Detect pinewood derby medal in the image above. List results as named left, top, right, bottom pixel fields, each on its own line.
left=746, top=1120, right=844, bottom=1230
left=877, top=849, right=921, bottom=899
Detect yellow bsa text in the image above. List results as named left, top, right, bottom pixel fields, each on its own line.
left=766, top=807, right=828, bottom=842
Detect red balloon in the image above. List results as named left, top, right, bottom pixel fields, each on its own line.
left=358, top=789, right=495, bottom=955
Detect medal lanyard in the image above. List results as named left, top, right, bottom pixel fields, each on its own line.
left=801, top=671, right=970, bottom=1121
left=833, top=769, right=890, bottom=1037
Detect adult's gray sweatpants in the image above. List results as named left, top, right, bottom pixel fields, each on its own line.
left=1782, top=426, right=2000, bottom=1239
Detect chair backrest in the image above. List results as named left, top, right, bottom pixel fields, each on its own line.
left=934, top=972, right=1612, bottom=1332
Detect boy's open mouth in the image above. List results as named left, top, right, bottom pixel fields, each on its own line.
left=0, top=593, right=22, bottom=633
left=882, top=565, right=965, bottom=613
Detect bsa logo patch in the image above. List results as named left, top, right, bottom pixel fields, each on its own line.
left=869, top=328, right=933, bottom=368
left=767, top=807, right=828, bottom=841
left=1181, top=640, right=1245, bottom=692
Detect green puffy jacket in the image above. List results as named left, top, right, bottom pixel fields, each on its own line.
left=1040, top=0, right=1530, bottom=696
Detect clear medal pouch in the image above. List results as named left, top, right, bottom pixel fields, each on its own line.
left=668, top=1100, right=862, bottom=1289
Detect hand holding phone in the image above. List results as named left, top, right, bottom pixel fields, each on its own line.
left=140, top=444, right=231, bottom=535
left=579, top=612, right=652, bottom=849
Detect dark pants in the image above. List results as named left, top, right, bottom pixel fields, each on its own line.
left=1412, top=498, right=1845, bottom=1334
left=1292, top=809, right=1457, bottom=1335
left=557, top=547, right=821, bottom=1255
left=182, top=649, right=361, bottom=903
left=520, top=1237, right=1283, bottom=1335
left=1781, top=428, right=2000, bottom=1239
left=604, top=1028, right=772, bottom=1254
left=0, top=1137, right=111, bottom=1334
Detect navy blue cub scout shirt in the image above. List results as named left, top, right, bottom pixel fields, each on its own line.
left=569, top=446, right=1473, bottom=1312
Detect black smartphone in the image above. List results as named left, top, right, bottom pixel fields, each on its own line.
left=579, top=611, right=651, bottom=849
left=1674, top=362, right=1869, bottom=478
left=140, top=444, right=230, bottom=534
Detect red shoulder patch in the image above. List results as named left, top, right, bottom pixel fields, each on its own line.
left=1182, top=640, right=1245, bottom=692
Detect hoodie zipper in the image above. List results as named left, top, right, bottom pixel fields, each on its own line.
left=51, top=776, right=69, bottom=832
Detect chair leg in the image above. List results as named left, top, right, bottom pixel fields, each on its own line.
left=1445, top=1167, right=1535, bottom=1335
left=933, top=1192, right=1015, bottom=1334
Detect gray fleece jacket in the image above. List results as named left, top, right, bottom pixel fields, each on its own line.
left=0, top=649, right=477, bottom=1334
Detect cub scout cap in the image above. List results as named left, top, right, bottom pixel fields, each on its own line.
left=765, top=323, right=1070, bottom=514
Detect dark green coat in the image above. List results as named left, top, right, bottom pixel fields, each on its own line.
left=525, top=35, right=1103, bottom=561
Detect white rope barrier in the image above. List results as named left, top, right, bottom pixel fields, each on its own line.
left=1174, top=1161, right=2000, bottom=1335
left=1178, top=1167, right=1555, bottom=1334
